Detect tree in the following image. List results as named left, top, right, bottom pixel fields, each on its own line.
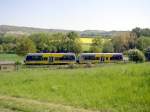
left=112, top=32, right=137, bottom=52
left=89, top=46, right=101, bottom=53
left=16, top=37, right=36, bottom=55
left=102, top=40, right=114, bottom=53
left=67, top=31, right=78, bottom=40
left=48, top=32, right=82, bottom=53
left=132, top=27, right=141, bottom=38
left=141, top=28, right=150, bottom=37
left=29, top=33, right=49, bottom=52
left=128, top=49, right=145, bottom=63
left=132, top=27, right=150, bottom=37
left=136, top=37, right=150, bottom=51
left=90, top=37, right=102, bottom=52
left=0, top=34, right=17, bottom=53
left=66, top=32, right=82, bottom=53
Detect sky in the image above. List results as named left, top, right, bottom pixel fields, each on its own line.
left=0, top=0, right=150, bottom=31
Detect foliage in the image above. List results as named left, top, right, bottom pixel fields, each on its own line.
left=112, top=32, right=137, bottom=52
left=16, top=36, right=36, bottom=55
left=29, top=33, right=49, bottom=52
left=0, top=31, right=82, bottom=54
left=128, top=49, right=145, bottom=62
left=89, top=37, right=102, bottom=52
left=48, top=32, right=82, bottom=53
left=91, top=37, right=102, bottom=47
left=102, top=40, right=114, bottom=53
left=89, top=46, right=102, bottom=52
left=132, top=27, right=141, bottom=38
left=0, top=63, right=150, bottom=112
left=65, top=32, right=82, bottom=53
left=0, top=45, right=3, bottom=53
left=0, top=34, right=17, bottom=53
left=136, top=37, right=150, bottom=51
left=132, top=27, right=150, bottom=37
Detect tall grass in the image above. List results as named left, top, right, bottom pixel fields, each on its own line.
left=0, top=63, right=150, bottom=111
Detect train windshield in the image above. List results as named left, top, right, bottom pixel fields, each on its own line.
left=110, top=54, right=123, bottom=60
left=26, top=55, right=43, bottom=61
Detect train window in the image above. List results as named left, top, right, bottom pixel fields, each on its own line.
left=106, top=57, right=108, bottom=60
left=49, top=57, right=54, bottom=62
left=82, top=55, right=96, bottom=60
left=110, top=55, right=123, bottom=60
left=55, top=55, right=75, bottom=61
left=43, top=57, right=48, bottom=61
left=26, top=55, right=43, bottom=61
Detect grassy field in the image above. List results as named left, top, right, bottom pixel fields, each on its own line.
left=81, top=44, right=91, bottom=51
left=80, top=37, right=92, bottom=51
left=0, top=63, right=150, bottom=112
left=79, top=37, right=110, bottom=51
left=0, top=54, right=23, bottom=62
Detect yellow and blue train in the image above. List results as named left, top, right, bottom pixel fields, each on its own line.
left=24, top=53, right=123, bottom=65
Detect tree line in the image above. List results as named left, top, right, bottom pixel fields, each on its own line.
left=0, top=32, right=82, bottom=55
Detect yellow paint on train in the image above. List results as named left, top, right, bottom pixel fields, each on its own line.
left=43, top=53, right=64, bottom=57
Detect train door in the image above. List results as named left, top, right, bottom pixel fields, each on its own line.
left=100, top=56, right=105, bottom=63
left=48, top=57, right=54, bottom=64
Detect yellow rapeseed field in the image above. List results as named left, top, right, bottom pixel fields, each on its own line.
left=79, top=38, right=93, bottom=44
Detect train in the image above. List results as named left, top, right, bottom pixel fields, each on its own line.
left=24, top=53, right=123, bottom=65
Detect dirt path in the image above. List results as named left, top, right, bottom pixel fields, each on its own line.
left=0, top=95, right=104, bottom=112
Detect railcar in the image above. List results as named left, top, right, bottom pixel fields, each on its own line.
left=78, top=53, right=123, bottom=64
left=24, top=53, right=76, bottom=65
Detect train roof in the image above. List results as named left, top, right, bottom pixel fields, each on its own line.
left=80, top=53, right=123, bottom=55
left=27, top=53, right=75, bottom=55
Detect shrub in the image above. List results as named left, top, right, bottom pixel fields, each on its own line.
left=128, top=49, right=145, bottom=63
left=0, top=45, right=3, bottom=53
left=15, top=61, right=22, bottom=65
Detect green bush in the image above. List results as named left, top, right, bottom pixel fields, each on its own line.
left=0, top=45, right=3, bottom=53
left=128, top=49, right=145, bottom=63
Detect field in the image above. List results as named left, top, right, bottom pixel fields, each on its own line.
left=79, top=38, right=93, bottom=44
left=0, top=63, right=150, bottom=112
left=79, top=37, right=92, bottom=51
left=0, top=54, right=23, bottom=62
left=79, top=37, right=110, bottom=51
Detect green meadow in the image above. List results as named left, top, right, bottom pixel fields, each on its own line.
left=0, top=54, right=23, bottom=62
left=0, top=63, right=150, bottom=112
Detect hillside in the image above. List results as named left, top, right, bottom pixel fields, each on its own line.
left=0, top=25, right=74, bottom=34
left=0, top=25, right=122, bottom=37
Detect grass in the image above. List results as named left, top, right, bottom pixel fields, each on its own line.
left=0, top=54, right=23, bottom=62
left=82, top=44, right=91, bottom=51
left=0, top=63, right=150, bottom=112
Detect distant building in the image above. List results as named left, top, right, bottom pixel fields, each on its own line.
left=0, top=61, right=16, bottom=71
